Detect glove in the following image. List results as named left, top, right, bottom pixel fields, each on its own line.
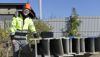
left=10, top=35, right=14, bottom=40
left=33, top=33, right=39, bottom=38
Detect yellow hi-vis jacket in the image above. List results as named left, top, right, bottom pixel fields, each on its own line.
left=10, top=17, right=36, bottom=35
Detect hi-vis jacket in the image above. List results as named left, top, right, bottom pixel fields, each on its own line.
left=10, top=16, right=36, bottom=35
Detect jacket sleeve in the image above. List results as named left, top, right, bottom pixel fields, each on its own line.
left=28, top=19, right=36, bottom=32
left=10, top=17, right=17, bottom=35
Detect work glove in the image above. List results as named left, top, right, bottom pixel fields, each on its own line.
left=10, top=35, right=14, bottom=40
left=33, top=32, right=39, bottom=38
left=10, top=32, right=15, bottom=40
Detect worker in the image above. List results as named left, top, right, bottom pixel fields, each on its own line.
left=10, top=3, right=37, bottom=57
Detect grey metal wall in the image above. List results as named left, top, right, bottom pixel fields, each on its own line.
left=43, top=17, right=70, bottom=38
left=78, top=16, right=100, bottom=37
left=43, top=16, right=100, bottom=38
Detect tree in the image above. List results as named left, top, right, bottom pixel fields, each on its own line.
left=67, top=8, right=80, bottom=36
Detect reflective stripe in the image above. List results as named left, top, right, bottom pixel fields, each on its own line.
left=10, top=32, right=15, bottom=35
left=14, top=38, right=26, bottom=40
left=15, top=30, right=28, bottom=36
left=14, top=35, right=27, bottom=40
left=16, top=30, right=28, bottom=33
left=14, top=35, right=27, bottom=38
left=14, top=30, right=28, bottom=40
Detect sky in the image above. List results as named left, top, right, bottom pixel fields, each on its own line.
left=0, top=0, right=100, bottom=18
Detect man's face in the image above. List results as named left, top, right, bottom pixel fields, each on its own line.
left=23, top=9, right=30, bottom=16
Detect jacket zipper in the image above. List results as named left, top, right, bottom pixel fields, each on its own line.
left=22, top=19, right=25, bottom=30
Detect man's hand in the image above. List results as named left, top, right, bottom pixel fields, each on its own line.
left=33, top=32, right=39, bottom=38
left=10, top=35, right=14, bottom=40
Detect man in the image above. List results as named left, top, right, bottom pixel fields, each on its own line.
left=10, top=3, right=37, bottom=57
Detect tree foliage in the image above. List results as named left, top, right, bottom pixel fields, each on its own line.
left=27, top=19, right=53, bottom=43
left=67, top=8, right=80, bottom=36
left=34, top=20, right=52, bottom=32
left=0, top=28, right=9, bottom=43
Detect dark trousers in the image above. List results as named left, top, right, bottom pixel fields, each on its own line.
left=12, top=40, right=34, bottom=57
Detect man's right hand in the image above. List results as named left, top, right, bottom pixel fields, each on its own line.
left=33, top=32, right=40, bottom=38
